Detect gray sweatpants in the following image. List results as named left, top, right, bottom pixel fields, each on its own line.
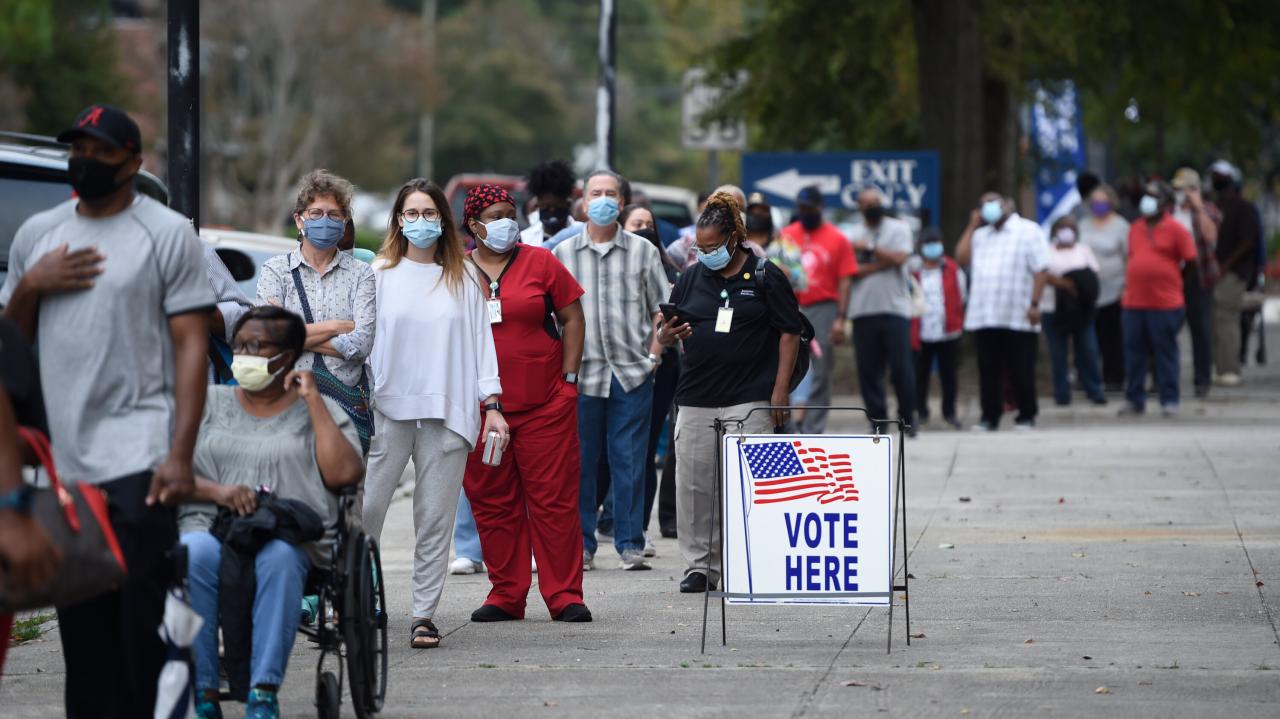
left=675, top=402, right=772, bottom=582
left=800, top=301, right=838, bottom=433
left=362, top=410, right=471, bottom=619
left=1213, top=272, right=1246, bottom=376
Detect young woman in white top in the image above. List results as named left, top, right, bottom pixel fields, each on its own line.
left=361, top=178, right=509, bottom=650
left=1079, top=184, right=1130, bottom=392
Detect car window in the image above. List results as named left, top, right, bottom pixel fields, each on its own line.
left=649, top=200, right=693, bottom=229
left=0, top=171, right=73, bottom=271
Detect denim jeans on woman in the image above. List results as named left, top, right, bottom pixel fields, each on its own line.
left=182, top=531, right=310, bottom=694
left=1042, top=314, right=1105, bottom=404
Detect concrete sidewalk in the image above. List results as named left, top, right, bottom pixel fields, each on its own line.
left=3, top=329, right=1279, bottom=718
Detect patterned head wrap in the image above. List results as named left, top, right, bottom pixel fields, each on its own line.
left=463, top=184, right=515, bottom=236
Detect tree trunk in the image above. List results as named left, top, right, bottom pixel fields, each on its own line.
left=913, top=0, right=985, bottom=246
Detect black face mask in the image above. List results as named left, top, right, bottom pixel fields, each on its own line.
left=799, top=211, right=822, bottom=231
left=863, top=205, right=885, bottom=226
left=69, top=156, right=132, bottom=201
left=541, top=206, right=570, bottom=235
left=632, top=227, right=661, bottom=249
left=745, top=213, right=773, bottom=236
left=1211, top=176, right=1232, bottom=192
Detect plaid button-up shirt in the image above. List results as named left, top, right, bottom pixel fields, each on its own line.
left=963, top=214, right=1050, bottom=332
left=553, top=225, right=669, bottom=397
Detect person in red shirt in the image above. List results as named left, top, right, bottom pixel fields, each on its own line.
left=778, top=186, right=858, bottom=433
left=1120, top=180, right=1197, bottom=417
left=461, top=185, right=593, bottom=623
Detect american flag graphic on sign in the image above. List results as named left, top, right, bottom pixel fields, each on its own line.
left=742, top=440, right=859, bottom=504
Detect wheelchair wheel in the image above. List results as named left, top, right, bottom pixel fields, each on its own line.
left=316, top=671, right=340, bottom=719
left=343, top=532, right=388, bottom=718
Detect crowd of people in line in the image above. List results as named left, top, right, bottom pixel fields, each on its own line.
left=0, top=104, right=1268, bottom=718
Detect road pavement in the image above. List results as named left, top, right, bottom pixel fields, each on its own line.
left=3, top=324, right=1278, bottom=718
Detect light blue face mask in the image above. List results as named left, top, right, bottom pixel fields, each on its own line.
left=697, top=243, right=733, bottom=270
left=921, top=242, right=944, bottom=260
left=980, top=200, right=1004, bottom=225
left=587, top=196, right=620, bottom=226
left=303, top=216, right=345, bottom=249
left=402, top=217, right=442, bottom=249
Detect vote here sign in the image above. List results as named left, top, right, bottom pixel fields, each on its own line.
left=721, top=434, right=894, bottom=606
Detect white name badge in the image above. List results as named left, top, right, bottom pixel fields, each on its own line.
left=487, top=299, right=503, bottom=324
left=715, top=306, right=734, bottom=333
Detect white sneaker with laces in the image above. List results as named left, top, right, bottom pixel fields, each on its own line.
left=449, top=557, right=483, bottom=575
left=643, top=532, right=657, bottom=558
left=619, top=549, right=651, bottom=571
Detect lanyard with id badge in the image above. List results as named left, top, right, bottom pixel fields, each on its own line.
left=474, top=246, right=520, bottom=325
left=716, top=289, right=734, bottom=333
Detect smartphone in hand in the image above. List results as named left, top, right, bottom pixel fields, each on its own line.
left=659, top=303, right=680, bottom=323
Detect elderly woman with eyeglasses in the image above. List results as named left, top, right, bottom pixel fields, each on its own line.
left=256, top=169, right=377, bottom=451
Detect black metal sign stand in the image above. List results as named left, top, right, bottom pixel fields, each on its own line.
left=699, top=405, right=911, bottom=655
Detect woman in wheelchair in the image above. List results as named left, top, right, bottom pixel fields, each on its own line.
left=179, top=305, right=365, bottom=719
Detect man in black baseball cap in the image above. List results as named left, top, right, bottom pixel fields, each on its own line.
left=55, top=104, right=144, bottom=208
left=2, top=103, right=214, bottom=718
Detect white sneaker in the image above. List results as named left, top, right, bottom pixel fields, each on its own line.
left=1161, top=404, right=1179, bottom=418
left=1214, top=373, right=1242, bottom=387
left=449, top=557, right=483, bottom=575
left=619, top=549, right=652, bottom=571
left=643, top=532, right=657, bottom=558
left=582, top=550, right=595, bottom=572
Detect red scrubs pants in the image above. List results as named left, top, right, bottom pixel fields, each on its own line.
left=464, top=383, right=583, bottom=618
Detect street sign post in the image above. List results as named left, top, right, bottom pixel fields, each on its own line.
left=682, top=68, right=747, bottom=151
left=742, top=151, right=941, bottom=227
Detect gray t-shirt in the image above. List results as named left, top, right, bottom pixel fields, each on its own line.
left=180, top=385, right=360, bottom=565
left=849, top=216, right=914, bottom=319
left=0, top=195, right=215, bottom=483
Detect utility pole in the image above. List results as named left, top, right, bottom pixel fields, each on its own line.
left=416, top=0, right=437, bottom=180
left=167, top=0, right=200, bottom=224
left=596, top=0, right=616, bottom=170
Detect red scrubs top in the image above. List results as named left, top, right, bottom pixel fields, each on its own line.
left=472, top=245, right=584, bottom=413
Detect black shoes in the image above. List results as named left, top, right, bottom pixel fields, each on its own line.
left=679, top=572, right=717, bottom=593
left=553, top=603, right=593, bottom=622
left=470, top=604, right=519, bottom=622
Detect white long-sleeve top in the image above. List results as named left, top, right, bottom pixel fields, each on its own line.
left=370, top=258, right=502, bottom=449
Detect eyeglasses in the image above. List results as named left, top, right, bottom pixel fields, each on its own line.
left=301, top=208, right=347, bottom=222
left=231, top=339, right=280, bottom=355
left=401, top=209, right=441, bottom=222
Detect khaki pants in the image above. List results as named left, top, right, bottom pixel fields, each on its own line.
left=674, top=402, right=772, bottom=582
left=1213, top=273, right=1247, bottom=376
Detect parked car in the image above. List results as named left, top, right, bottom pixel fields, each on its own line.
left=0, top=132, right=168, bottom=288
left=443, top=173, right=529, bottom=230
left=198, top=227, right=298, bottom=298
left=632, top=181, right=698, bottom=229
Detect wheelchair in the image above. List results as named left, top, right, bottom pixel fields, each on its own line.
left=299, top=487, right=389, bottom=719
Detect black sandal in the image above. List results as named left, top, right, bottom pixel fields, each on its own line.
left=410, top=618, right=440, bottom=649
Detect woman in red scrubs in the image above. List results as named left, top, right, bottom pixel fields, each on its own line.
left=461, top=185, right=593, bottom=623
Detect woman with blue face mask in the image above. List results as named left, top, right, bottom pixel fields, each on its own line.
left=255, top=170, right=376, bottom=452
left=655, top=191, right=807, bottom=593
left=361, top=179, right=510, bottom=649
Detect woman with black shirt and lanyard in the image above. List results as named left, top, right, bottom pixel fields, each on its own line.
left=657, top=191, right=805, bottom=593
left=461, top=184, right=593, bottom=623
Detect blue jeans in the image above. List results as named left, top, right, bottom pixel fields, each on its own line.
left=1122, top=308, right=1185, bottom=409
left=183, top=531, right=310, bottom=692
left=1042, top=314, right=1105, bottom=404
left=452, top=490, right=483, bottom=563
left=579, top=374, right=653, bottom=555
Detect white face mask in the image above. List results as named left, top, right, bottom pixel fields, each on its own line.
left=230, top=352, right=285, bottom=392
left=479, top=218, right=520, bottom=254
left=1139, top=195, right=1161, bottom=217
left=1053, top=227, right=1077, bottom=246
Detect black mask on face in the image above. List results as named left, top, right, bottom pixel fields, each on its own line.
left=799, top=211, right=822, bottom=231
left=863, top=205, right=885, bottom=226
left=745, top=213, right=773, bottom=236
left=1211, top=176, right=1232, bottom=192
left=632, top=227, right=660, bottom=249
left=68, top=156, right=132, bottom=202
left=541, top=205, right=570, bottom=235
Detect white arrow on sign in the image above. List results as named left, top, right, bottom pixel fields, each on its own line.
left=755, top=169, right=842, bottom=200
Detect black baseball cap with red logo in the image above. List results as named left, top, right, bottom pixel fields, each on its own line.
left=57, top=104, right=142, bottom=153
